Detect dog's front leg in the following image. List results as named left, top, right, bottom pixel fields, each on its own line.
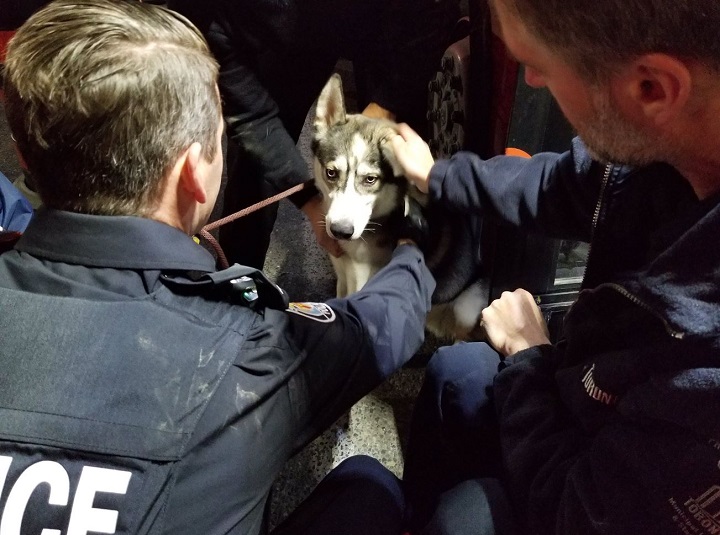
left=330, top=255, right=349, bottom=298
left=345, top=262, right=377, bottom=295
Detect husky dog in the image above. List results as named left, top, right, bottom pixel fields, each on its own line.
left=311, top=74, right=487, bottom=340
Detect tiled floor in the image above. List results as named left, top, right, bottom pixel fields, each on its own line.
left=267, top=365, right=426, bottom=527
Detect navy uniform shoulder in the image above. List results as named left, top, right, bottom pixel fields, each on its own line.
left=160, top=264, right=289, bottom=312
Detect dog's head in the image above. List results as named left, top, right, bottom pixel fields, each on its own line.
left=311, top=74, right=406, bottom=241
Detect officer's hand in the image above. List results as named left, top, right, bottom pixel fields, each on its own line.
left=302, top=195, right=344, bottom=258
left=395, top=196, right=430, bottom=252
left=389, top=123, right=434, bottom=194
left=481, top=289, right=550, bottom=358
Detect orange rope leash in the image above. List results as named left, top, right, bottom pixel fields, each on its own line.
left=197, top=182, right=309, bottom=269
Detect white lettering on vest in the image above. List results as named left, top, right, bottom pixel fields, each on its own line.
left=66, top=466, right=131, bottom=535
left=0, top=458, right=11, bottom=503
left=0, top=456, right=132, bottom=535
left=1, top=459, right=69, bottom=535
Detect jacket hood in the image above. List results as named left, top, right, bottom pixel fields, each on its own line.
left=623, top=190, right=720, bottom=341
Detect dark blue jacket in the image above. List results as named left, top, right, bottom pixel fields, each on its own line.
left=430, top=138, right=720, bottom=534
left=0, top=208, right=434, bottom=534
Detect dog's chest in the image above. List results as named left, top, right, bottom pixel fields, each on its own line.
left=340, top=234, right=393, bottom=265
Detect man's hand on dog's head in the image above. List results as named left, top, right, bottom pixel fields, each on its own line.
left=389, top=123, right=434, bottom=194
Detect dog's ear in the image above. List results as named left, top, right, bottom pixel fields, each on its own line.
left=315, top=74, right=347, bottom=134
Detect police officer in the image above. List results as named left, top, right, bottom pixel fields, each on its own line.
left=0, top=1, right=434, bottom=533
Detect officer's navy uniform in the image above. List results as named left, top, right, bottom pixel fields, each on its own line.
left=0, top=208, right=434, bottom=534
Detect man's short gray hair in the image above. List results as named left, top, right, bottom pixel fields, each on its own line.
left=504, top=0, right=720, bottom=81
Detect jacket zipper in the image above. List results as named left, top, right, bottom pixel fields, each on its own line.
left=599, top=282, right=686, bottom=340
left=576, top=163, right=612, bottom=290
left=591, top=163, right=613, bottom=239
left=578, top=163, right=685, bottom=340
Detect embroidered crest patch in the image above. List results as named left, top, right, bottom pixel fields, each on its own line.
left=287, top=302, right=336, bottom=323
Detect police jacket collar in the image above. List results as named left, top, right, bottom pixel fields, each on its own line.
left=15, top=208, right=217, bottom=272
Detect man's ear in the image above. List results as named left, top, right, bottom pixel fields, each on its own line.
left=618, top=53, right=691, bottom=126
left=179, top=142, right=208, bottom=204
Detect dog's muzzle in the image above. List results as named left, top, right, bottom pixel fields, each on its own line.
left=328, top=222, right=355, bottom=241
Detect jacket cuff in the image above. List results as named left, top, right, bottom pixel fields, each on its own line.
left=428, top=159, right=450, bottom=203
left=498, top=344, right=554, bottom=372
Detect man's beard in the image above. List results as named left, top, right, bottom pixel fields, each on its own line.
left=578, top=91, right=665, bottom=167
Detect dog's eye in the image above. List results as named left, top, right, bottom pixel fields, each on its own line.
left=364, top=175, right=378, bottom=185
left=325, top=168, right=338, bottom=181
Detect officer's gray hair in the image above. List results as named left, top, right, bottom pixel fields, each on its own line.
left=500, top=0, right=720, bottom=81
left=3, top=0, right=220, bottom=216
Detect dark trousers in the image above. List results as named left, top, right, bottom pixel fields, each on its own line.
left=403, top=343, right=519, bottom=535
left=271, top=455, right=406, bottom=535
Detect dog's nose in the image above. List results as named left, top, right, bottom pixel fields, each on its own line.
left=328, top=222, right=355, bottom=241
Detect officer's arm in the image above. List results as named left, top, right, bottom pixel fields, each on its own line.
left=328, top=244, right=434, bottom=376
left=283, top=244, right=434, bottom=444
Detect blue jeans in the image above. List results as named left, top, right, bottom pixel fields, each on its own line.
left=403, top=343, right=519, bottom=535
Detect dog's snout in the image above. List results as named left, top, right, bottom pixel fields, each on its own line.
left=328, top=222, right=355, bottom=241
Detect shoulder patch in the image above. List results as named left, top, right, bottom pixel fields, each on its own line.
left=287, top=302, right=336, bottom=323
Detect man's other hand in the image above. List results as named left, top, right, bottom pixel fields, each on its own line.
left=481, top=289, right=551, bottom=358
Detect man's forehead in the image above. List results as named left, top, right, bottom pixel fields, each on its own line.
left=485, top=0, right=538, bottom=60
left=486, top=0, right=517, bottom=41
left=486, top=0, right=501, bottom=36
left=486, top=0, right=509, bottom=17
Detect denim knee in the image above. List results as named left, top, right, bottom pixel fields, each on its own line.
left=426, top=343, right=499, bottom=390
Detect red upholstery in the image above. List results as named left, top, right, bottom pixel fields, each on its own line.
left=0, top=31, right=14, bottom=64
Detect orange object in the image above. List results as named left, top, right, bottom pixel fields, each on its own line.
left=505, top=147, right=532, bottom=159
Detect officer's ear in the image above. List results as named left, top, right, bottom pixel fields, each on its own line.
left=178, top=142, right=208, bottom=204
